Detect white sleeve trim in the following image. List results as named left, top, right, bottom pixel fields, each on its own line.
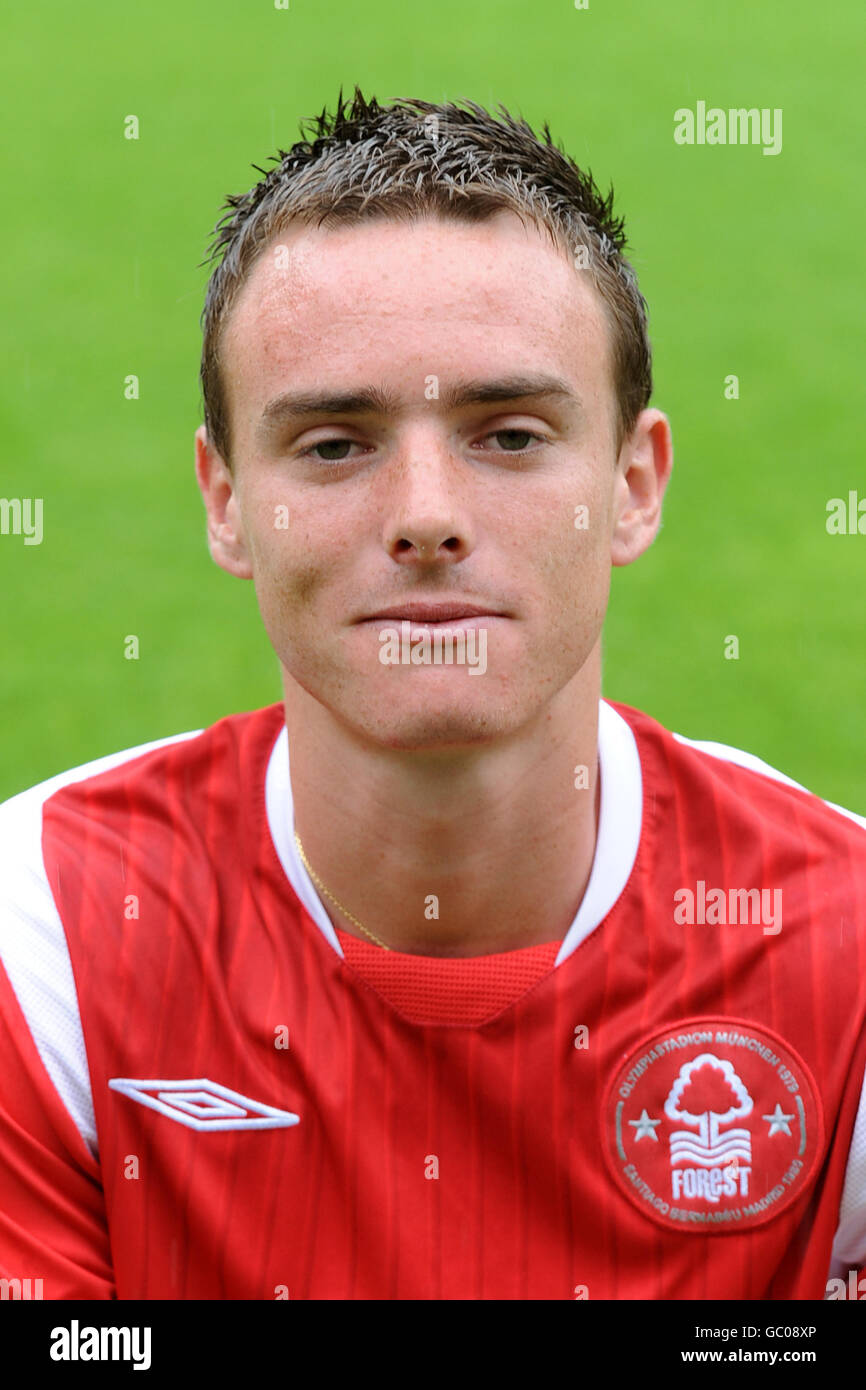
left=673, top=728, right=866, bottom=1270
left=832, top=1066, right=866, bottom=1270
left=0, top=730, right=202, bottom=1160
left=672, top=731, right=866, bottom=830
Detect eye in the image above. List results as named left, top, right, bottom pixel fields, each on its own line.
left=481, top=428, right=545, bottom=452
left=301, top=438, right=362, bottom=462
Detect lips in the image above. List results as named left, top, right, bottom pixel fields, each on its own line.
left=359, top=601, right=504, bottom=623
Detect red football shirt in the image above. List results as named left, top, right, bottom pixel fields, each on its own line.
left=1, top=699, right=865, bottom=1299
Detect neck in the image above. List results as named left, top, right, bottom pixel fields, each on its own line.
left=283, top=650, right=602, bottom=957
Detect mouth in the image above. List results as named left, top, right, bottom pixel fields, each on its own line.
left=357, top=601, right=507, bottom=627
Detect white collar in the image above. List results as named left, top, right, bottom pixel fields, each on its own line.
left=265, top=699, right=642, bottom=969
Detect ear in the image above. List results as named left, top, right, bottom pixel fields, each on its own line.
left=610, top=409, right=674, bottom=567
left=194, top=425, right=253, bottom=580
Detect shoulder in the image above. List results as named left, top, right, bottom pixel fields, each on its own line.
left=605, top=699, right=866, bottom=842
left=0, top=705, right=283, bottom=1155
left=0, top=725, right=205, bottom=1156
left=0, top=702, right=284, bottom=831
left=0, top=727, right=203, bottom=826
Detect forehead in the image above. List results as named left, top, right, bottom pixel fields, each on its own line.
left=220, top=212, right=614, bottom=431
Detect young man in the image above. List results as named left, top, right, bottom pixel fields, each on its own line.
left=1, top=89, right=864, bottom=1301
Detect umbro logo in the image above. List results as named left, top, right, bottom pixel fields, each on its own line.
left=108, top=1077, right=300, bottom=1131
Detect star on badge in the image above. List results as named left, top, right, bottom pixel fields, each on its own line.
left=762, top=1102, right=795, bottom=1137
left=628, top=1108, right=662, bottom=1141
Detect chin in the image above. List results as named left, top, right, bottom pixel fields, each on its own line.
left=350, top=690, right=521, bottom=751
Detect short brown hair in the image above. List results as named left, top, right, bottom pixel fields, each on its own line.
left=200, top=86, right=653, bottom=465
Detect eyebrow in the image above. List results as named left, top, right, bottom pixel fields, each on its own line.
left=256, top=374, right=580, bottom=440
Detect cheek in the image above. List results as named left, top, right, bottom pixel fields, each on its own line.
left=538, top=488, right=613, bottom=629
left=241, top=489, right=322, bottom=602
left=283, top=560, right=322, bottom=608
left=255, top=551, right=326, bottom=625
left=246, top=476, right=373, bottom=615
left=544, top=482, right=612, bottom=574
left=250, top=548, right=334, bottom=681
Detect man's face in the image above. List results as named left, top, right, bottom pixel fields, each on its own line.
left=200, top=212, right=652, bottom=750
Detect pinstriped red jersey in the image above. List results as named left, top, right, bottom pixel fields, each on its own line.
left=1, top=698, right=866, bottom=1299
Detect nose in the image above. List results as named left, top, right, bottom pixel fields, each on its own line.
left=382, top=444, right=475, bottom=566
left=390, top=527, right=465, bottom=563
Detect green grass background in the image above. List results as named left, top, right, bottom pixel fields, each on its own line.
left=1, top=0, right=863, bottom=809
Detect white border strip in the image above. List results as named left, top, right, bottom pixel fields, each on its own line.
left=0, top=730, right=203, bottom=1158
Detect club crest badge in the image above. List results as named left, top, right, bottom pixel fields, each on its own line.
left=602, top=1017, right=823, bottom=1233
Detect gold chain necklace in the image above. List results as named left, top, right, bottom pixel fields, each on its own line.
left=294, top=831, right=393, bottom=951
